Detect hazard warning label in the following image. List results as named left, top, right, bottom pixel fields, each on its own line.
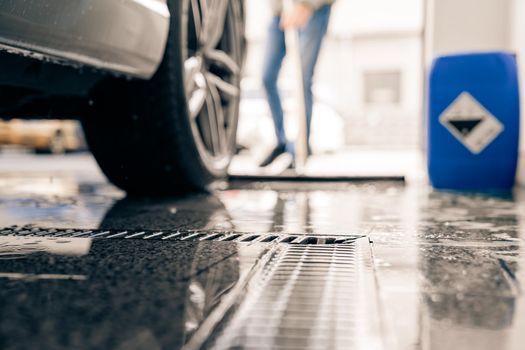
left=439, top=92, right=504, bottom=154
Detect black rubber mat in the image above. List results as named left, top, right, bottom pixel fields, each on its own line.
left=229, top=174, right=405, bottom=183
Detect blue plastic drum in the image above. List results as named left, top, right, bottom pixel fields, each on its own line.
left=428, top=52, right=520, bottom=192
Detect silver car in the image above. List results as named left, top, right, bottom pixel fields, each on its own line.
left=0, top=0, right=245, bottom=194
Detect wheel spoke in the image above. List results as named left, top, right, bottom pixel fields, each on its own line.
left=198, top=0, right=208, bottom=23
left=198, top=96, right=215, bottom=153
left=208, top=79, right=227, bottom=154
left=185, top=57, right=208, bottom=119
left=190, top=0, right=203, bottom=41
left=204, top=92, right=221, bottom=155
left=188, top=84, right=207, bottom=119
left=200, top=0, right=229, bottom=51
left=205, top=72, right=239, bottom=98
left=206, top=49, right=240, bottom=75
left=184, top=56, right=203, bottom=94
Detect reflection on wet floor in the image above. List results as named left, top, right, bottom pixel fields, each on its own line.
left=0, top=159, right=524, bottom=349
left=0, top=239, right=255, bottom=349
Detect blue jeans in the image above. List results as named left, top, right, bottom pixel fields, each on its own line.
left=262, top=4, right=332, bottom=154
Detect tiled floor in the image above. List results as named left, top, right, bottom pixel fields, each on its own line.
left=0, top=153, right=523, bottom=349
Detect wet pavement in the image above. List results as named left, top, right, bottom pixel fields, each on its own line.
left=0, top=153, right=524, bottom=349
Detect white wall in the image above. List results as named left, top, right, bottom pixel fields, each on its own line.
left=330, top=0, right=422, bottom=36
left=425, top=0, right=513, bottom=63
left=511, top=0, right=525, bottom=184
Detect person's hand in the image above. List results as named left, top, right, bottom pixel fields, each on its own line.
left=280, top=3, right=313, bottom=30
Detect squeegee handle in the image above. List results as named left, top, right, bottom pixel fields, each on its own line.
left=283, top=0, right=309, bottom=173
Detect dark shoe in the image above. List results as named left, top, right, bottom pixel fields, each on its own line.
left=235, top=143, right=248, bottom=155
left=259, top=144, right=286, bottom=167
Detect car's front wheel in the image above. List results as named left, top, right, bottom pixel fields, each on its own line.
left=82, top=0, right=243, bottom=195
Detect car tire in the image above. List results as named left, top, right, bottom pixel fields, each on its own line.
left=81, top=0, right=243, bottom=195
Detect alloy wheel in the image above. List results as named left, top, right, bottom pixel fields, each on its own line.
left=182, top=0, right=242, bottom=175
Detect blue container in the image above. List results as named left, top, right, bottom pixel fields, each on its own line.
left=428, top=52, right=520, bottom=192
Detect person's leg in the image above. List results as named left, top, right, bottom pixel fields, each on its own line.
left=298, top=5, right=332, bottom=144
left=262, top=17, right=287, bottom=148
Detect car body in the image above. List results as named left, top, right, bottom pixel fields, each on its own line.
left=0, top=0, right=245, bottom=194
left=0, top=0, right=170, bottom=79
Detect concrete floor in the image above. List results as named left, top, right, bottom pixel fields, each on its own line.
left=0, top=153, right=524, bottom=349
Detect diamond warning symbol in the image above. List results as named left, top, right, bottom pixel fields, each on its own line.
left=439, top=92, right=504, bottom=154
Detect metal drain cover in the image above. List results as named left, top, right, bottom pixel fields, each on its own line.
left=0, top=229, right=381, bottom=350
left=0, top=227, right=357, bottom=245
left=189, top=238, right=384, bottom=350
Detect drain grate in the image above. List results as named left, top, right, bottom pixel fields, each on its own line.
left=207, top=238, right=384, bottom=350
left=0, top=227, right=357, bottom=245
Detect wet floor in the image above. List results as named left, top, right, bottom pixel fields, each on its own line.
left=0, top=154, right=524, bottom=349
